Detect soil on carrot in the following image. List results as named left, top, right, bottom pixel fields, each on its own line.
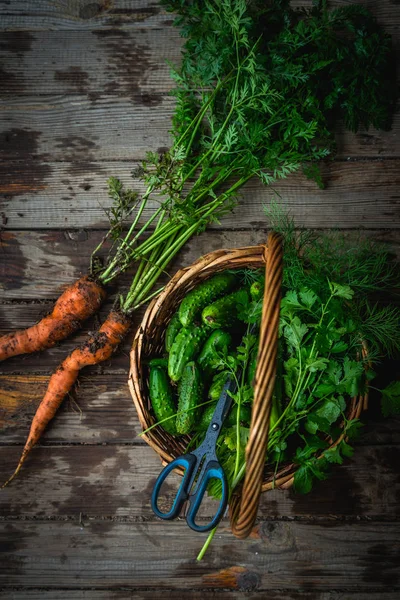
left=87, top=332, right=109, bottom=354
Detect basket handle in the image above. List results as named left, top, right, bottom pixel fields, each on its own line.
left=230, top=231, right=283, bottom=539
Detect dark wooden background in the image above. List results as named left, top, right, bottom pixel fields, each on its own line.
left=0, top=1, right=399, bottom=598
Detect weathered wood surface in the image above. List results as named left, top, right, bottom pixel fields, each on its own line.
left=0, top=0, right=398, bottom=33
left=1, top=444, right=399, bottom=518
left=2, top=594, right=400, bottom=600
left=0, top=231, right=267, bottom=299
left=0, top=0, right=173, bottom=31
left=1, top=160, right=400, bottom=229
left=1, top=520, right=399, bottom=590
left=0, top=374, right=140, bottom=441
left=0, top=97, right=176, bottom=161
left=0, top=30, right=181, bottom=96
left=4, top=29, right=398, bottom=104
left=2, top=230, right=400, bottom=301
left=1, top=0, right=400, bottom=596
left=1, top=99, right=399, bottom=161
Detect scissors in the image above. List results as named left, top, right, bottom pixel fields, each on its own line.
left=151, top=376, right=237, bottom=533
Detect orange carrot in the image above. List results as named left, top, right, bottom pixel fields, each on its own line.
left=0, top=276, right=106, bottom=362
left=2, top=309, right=131, bottom=487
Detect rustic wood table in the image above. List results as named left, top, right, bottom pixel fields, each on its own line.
left=1, top=1, right=400, bottom=598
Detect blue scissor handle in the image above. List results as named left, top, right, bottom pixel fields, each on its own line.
left=151, top=455, right=228, bottom=533
left=151, top=454, right=197, bottom=520
left=186, top=460, right=228, bottom=533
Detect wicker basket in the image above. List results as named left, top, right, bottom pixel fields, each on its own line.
left=129, top=232, right=368, bottom=539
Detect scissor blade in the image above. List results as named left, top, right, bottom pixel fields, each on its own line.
left=204, top=375, right=237, bottom=438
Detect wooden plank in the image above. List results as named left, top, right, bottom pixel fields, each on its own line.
left=0, top=520, right=399, bottom=590
left=0, top=374, right=140, bottom=443
left=0, top=96, right=175, bottom=161
left=1, top=229, right=399, bottom=301
left=0, top=230, right=98, bottom=299
left=1, top=371, right=399, bottom=445
left=2, top=592, right=399, bottom=600
left=0, top=26, right=398, bottom=112
left=0, top=1, right=172, bottom=31
left=0, top=444, right=399, bottom=519
left=1, top=593, right=259, bottom=600
left=0, top=0, right=398, bottom=34
left=0, top=30, right=181, bottom=97
left=1, top=159, right=400, bottom=230
left=0, top=230, right=270, bottom=300
left=1, top=97, right=399, bottom=161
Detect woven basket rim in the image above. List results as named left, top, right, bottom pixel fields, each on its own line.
left=128, top=241, right=367, bottom=524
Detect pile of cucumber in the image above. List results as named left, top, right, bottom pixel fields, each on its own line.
left=147, top=271, right=262, bottom=436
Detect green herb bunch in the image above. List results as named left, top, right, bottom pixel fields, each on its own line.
left=91, top=0, right=395, bottom=316
left=162, top=0, right=396, bottom=190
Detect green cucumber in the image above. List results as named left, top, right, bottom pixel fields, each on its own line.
left=208, top=370, right=230, bottom=401
left=202, top=288, right=249, bottom=329
left=196, top=401, right=218, bottom=432
left=149, top=366, right=177, bottom=435
left=226, top=404, right=252, bottom=427
left=147, top=357, right=168, bottom=369
left=168, top=324, right=208, bottom=382
left=176, top=362, right=204, bottom=434
left=198, top=330, right=232, bottom=374
left=178, top=272, right=237, bottom=327
left=165, top=311, right=182, bottom=352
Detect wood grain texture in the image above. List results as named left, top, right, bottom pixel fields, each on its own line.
left=0, top=24, right=398, bottom=111
left=0, top=0, right=171, bottom=31
left=0, top=0, right=398, bottom=33
left=1, top=444, right=399, bottom=519
left=0, top=30, right=181, bottom=97
left=0, top=374, right=139, bottom=442
left=0, top=230, right=270, bottom=299
left=0, top=96, right=175, bottom=161
left=1, top=160, right=400, bottom=230
left=0, top=520, right=399, bottom=590
left=2, top=593, right=400, bottom=600
left=3, top=229, right=398, bottom=301
left=1, top=97, right=399, bottom=161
